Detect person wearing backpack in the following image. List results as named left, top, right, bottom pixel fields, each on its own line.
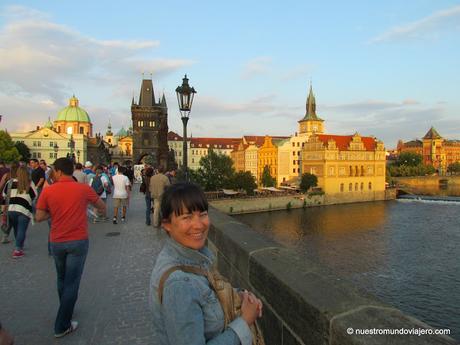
left=89, top=167, right=109, bottom=222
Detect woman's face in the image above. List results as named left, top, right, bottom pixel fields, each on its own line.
left=162, top=209, right=210, bottom=250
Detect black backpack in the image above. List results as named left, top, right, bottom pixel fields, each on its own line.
left=91, top=175, right=104, bottom=196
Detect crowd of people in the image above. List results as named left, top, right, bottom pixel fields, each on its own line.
left=0, top=158, right=264, bottom=344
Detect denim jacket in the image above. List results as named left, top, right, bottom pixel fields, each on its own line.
left=149, top=237, right=252, bottom=345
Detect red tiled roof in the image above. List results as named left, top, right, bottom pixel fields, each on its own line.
left=190, top=137, right=240, bottom=150
left=168, top=131, right=182, bottom=140
left=316, top=134, right=377, bottom=151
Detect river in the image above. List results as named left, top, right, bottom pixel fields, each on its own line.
left=234, top=199, right=460, bottom=341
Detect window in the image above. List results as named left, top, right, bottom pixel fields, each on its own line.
left=49, top=153, right=54, bottom=159
left=355, top=183, right=358, bottom=191
left=292, top=143, right=295, bottom=147
left=79, top=127, right=84, bottom=134
left=360, top=182, right=364, bottom=191
left=368, top=182, right=372, bottom=190
left=50, top=142, right=54, bottom=147
left=192, top=158, right=194, bottom=163
left=293, top=169, right=296, bottom=173
left=297, top=151, right=300, bottom=156
left=37, top=152, right=41, bottom=158
left=340, top=183, right=344, bottom=192
left=32, top=152, right=37, bottom=158
left=33, top=141, right=37, bottom=147
left=292, top=151, right=295, bottom=156
left=349, top=183, right=352, bottom=191
left=293, top=160, right=296, bottom=165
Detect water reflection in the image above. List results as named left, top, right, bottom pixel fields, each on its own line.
left=235, top=201, right=460, bottom=341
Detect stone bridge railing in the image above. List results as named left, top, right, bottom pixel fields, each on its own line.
left=208, top=207, right=457, bottom=345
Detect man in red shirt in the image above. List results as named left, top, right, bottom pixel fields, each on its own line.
left=35, top=158, right=106, bottom=338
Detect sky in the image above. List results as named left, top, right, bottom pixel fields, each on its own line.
left=0, top=0, right=459, bottom=149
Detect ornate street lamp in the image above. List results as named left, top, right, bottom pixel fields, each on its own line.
left=175, top=74, right=196, bottom=180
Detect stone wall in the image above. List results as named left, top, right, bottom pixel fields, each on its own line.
left=208, top=207, right=457, bottom=345
left=395, top=176, right=460, bottom=187
left=210, top=189, right=397, bottom=215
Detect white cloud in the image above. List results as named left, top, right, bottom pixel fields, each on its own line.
left=0, top=5, right=194, bottom=131
left=370, top=5, right=460, bottom=43
left=240, top=56, right=272, bottom=80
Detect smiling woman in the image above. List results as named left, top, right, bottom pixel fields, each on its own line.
left=149, top=182, right=264, bottom=345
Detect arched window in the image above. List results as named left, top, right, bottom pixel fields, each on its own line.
left=349, top=183, right=352, bottom=191
left=360, top=182, right=364, bottom=191
left=355, top=183, right=358, bottom=191
left=349, top=166, right=353, bottom=176
left=361, top=166, right=364, bottom=176
left=340, top=183, right=344, bottom=192
left=79, top=127, right=84, bottom=134
left=368, top=182, right=372, bottom=190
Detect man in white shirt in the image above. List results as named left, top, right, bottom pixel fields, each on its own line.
left=112, top=166, right=131, bottom=224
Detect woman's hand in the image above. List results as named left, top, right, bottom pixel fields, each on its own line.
left=240, top=290, right=263, bottom=326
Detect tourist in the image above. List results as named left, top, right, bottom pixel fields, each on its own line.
left=72, top=163, right=87, bottom=184
left=149, top=182, right=262, bottom=344
left=149, top=166, right=170, bottom=228
left=35, top=157, right=106, bottom=338
left=29, top=159, right=45, bottom=195
left=141, top=166, right=154, bottom=225
left=39, top=160, right=51, bottom=181
left=89, top=166, right=110, bottom=222
left=0, top=161, right=11, bottom=244
left=2, top=166, right=37, bottom=259
left=83, top=161, right=94, bottom=175
left=112, top=166, right=130, bottom=224
left=165, top=168, right=177, bottom=184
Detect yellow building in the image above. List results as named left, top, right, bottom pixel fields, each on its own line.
left=397, top=127, right=460, bottom=174
left=258, top=136, right=286, bottom=185
left=10, top=123, right=87, bottom=163
left=302, top=133, right=386, bottom=202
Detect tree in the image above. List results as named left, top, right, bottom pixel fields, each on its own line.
left=14, top=141, right=31, bottom=161
left=447, top=162, right=460, bottom=175
left=195, top=150, right=235, bottom=191
left=396, top=152, right=422, bottom=167
left=0, top=130, right=21, bottom=163
left=300, top=173, right=318, bottom=192
left=260, top=165, right=275, bottom=187
left=229, top=171, right=257, bottom=195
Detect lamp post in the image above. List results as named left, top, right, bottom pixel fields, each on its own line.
left=77, top=150, right=81, bottom=163
left=176, top=74, right=196, bottom=181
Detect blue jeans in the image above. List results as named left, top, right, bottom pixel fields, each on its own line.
left=8, top=211, right=31, bottom=250
left=50, top=239, right=89, bottom=334
left=145, top=193, right=152, bottom=225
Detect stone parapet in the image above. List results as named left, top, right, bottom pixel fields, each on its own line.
left=208, top=207, right=457, bottom=345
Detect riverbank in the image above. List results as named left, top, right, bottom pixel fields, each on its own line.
left=395, top=176, right=460, bottom=187
left=210, top=189, right=397, bottom=214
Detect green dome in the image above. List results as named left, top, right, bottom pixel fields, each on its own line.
left=116, top=127, right=128, bottom=137
left=57, top=95, right=91, bottom=123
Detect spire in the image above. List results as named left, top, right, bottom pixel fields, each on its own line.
left=138, top=79, right=155, bottom=106
left=306, top=82, right=316, bottom=118
left=161, top=93, right=167, bottom=106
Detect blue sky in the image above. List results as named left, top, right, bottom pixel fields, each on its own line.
left=0, top=0, right=459, bottom=148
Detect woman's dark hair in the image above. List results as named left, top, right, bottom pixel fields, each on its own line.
left=161, top=182, right=208, bottom=221
left=53, top=158, right=74, bottom=176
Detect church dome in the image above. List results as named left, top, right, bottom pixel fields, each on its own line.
left=116, top=127, right=128, bottom=137
left=57, top=95, right=91, bottom=123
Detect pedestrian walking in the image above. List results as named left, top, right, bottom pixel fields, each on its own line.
left=89, top=166, right=110, bottom=222
left=149, top=166, right=170, bottom=228
left=141, top=166, right=154, bottom=225
left=35, top=158, right=106, bottom=338
left=112, top=166, right=130, bottom=224
left=29, top=159, right=45, bottom=196
left=1, top=166, right=37, bottom=258
left=72, top=163, right=87, bottom=184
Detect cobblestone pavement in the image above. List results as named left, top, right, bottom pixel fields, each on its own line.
left=0, top=188, right=166, bottom=345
